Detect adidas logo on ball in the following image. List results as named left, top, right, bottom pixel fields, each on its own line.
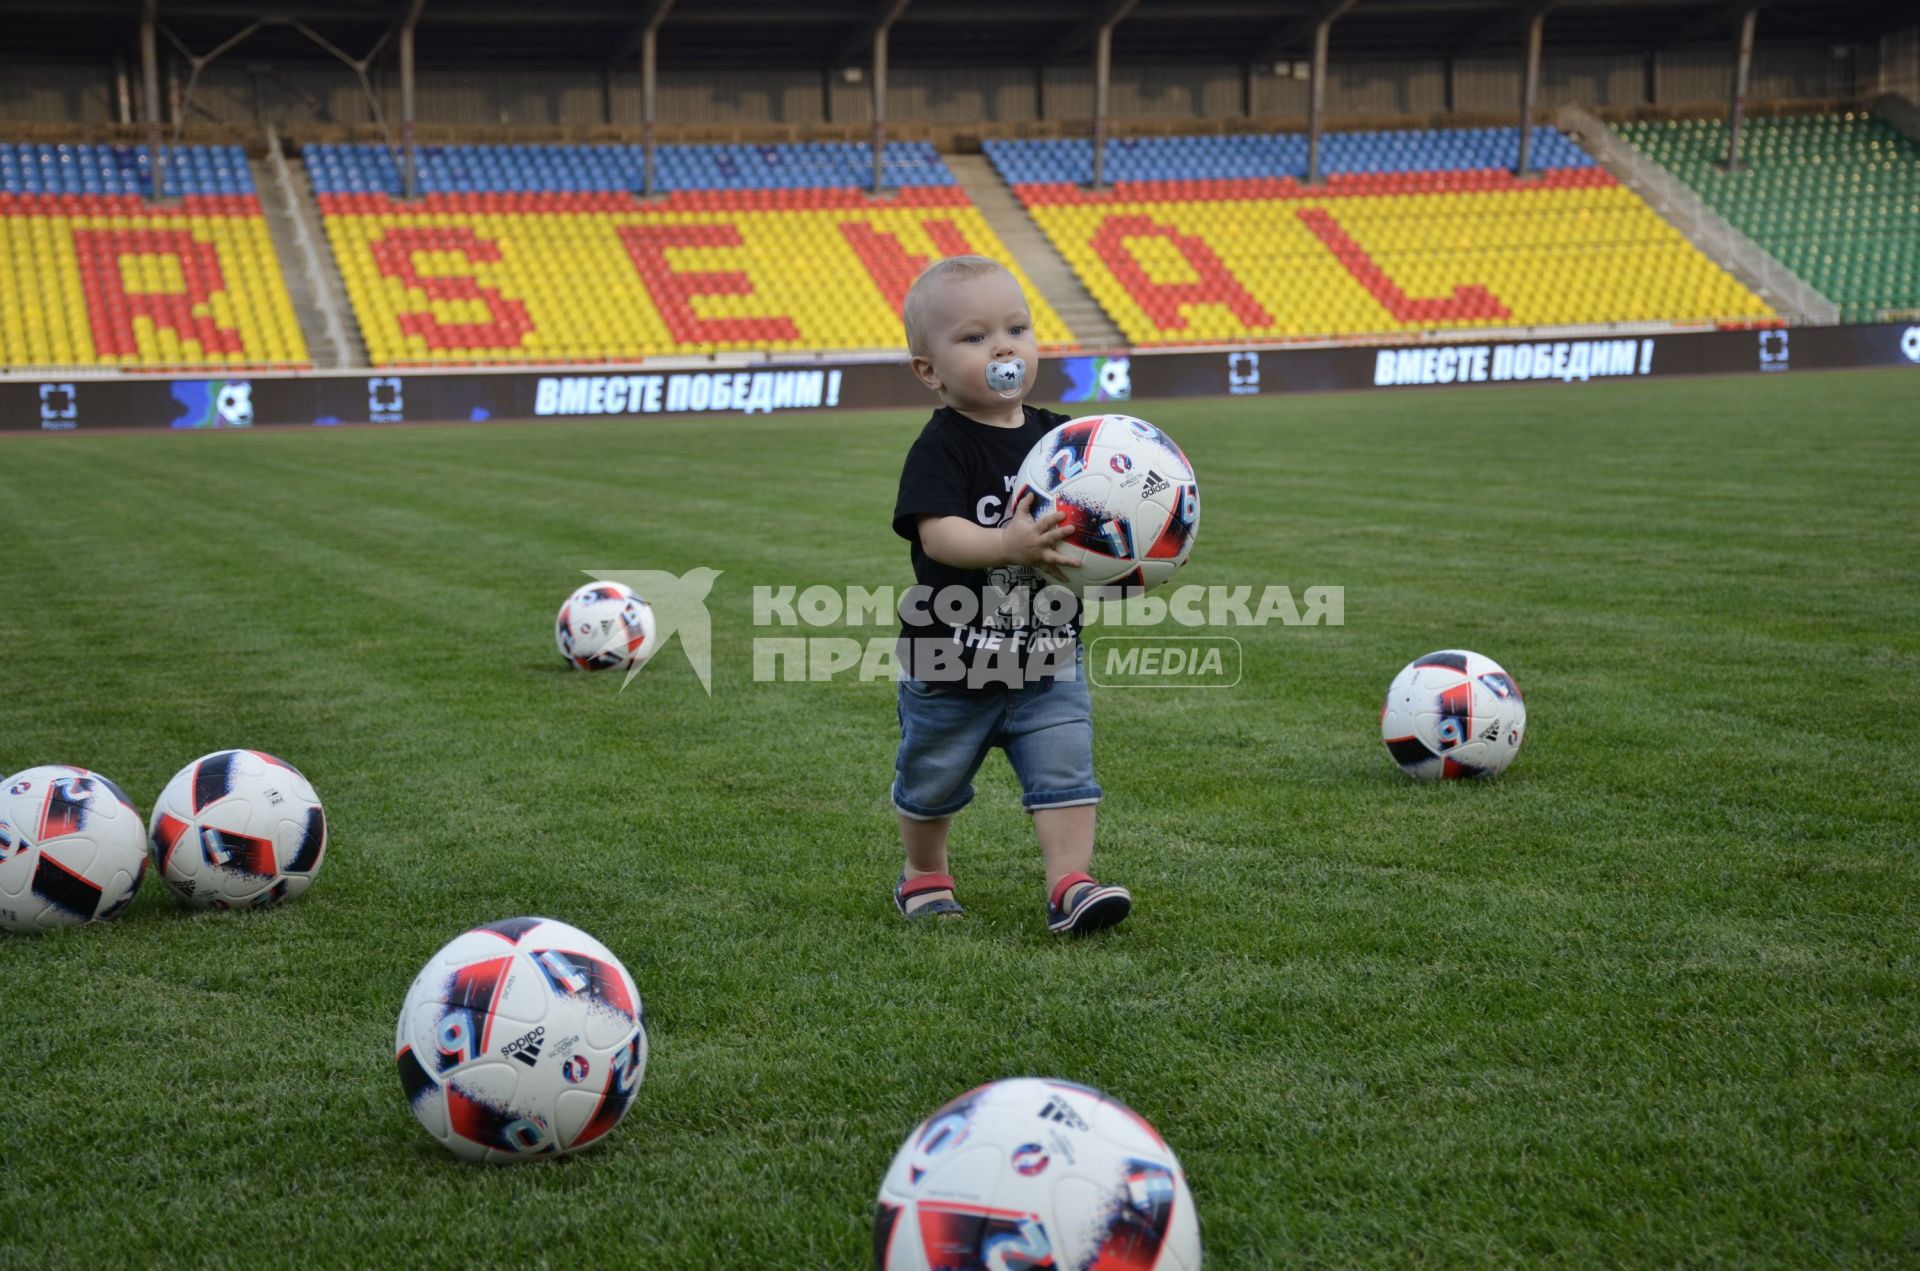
left=1036, top=1096, right=1089, bottom=1132
left=501, top=1026, right=546, bottom=1066
left=1139, top=470, right=1170, bottom=498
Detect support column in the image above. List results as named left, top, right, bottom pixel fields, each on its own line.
left=1515, top=8, right=1544, bottom=176
left=114, top=51, right=133, bottom=124
left=1092, top=22, right=1113, bottom=188
left=1306, top=17, right=1332, bottom=184
left=399, top=22, right=418, bottom=201
left=1644, top=48, right=1659, bottom=105
left=871, top=24, right=888, bottom=193
left=1722, top=7, right=1758, bottom=171
left=643, top=23, right=660, bottom=195
left=1243, top=61, right=1254, bottom=118
left=1443, top=55, right=1455, bottom=114
left=141, top=8, right=164, bottom=202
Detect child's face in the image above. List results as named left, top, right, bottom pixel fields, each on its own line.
left=911, top=270, right=1039, bottom=418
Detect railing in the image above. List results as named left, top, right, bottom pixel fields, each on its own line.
left=1556, top=104, right=1840, bottom=327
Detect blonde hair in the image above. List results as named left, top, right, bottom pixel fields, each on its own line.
left=903, top=255, right=1013, bottom=357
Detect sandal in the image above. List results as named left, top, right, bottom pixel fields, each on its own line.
left=1047, top=872, right=1131, bottom=935
left=894, top=871, right=965, bottom=920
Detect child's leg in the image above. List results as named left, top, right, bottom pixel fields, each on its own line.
left=1033, top=804, right=1095, bottom=900
left=1006, top=670, right=1127, bottom=931
left=892, top=681, right=1000, bottom=917
left=898, top=812, right=957, bottom=914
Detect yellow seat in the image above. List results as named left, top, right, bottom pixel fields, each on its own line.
left=320, top=193, right=1076, bottom=366
left=1020, top=175, right=1772, bottom=343
left=0, top=163, right=310, bottom=368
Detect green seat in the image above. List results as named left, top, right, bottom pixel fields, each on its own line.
left=1612, top=112, right=1920, bottom=319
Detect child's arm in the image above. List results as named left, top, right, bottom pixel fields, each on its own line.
left=920, top=494, right=1072, bottom=570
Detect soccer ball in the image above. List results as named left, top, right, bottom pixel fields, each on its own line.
left=875, top=1077, right=1201, bottom=1270
left=395, top=916, right=648, bottom=1163
left=1381, top=649, right=1527, bottom=780
left=1011, top=414, right=1200, bottom=595
left=0, top=766, right=148, bottom=933
left=556, top=581, right=657, bottom=672
left=148, top=750, right=327, bottom=909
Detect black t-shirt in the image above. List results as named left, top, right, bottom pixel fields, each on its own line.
left=892, top=405, right=1081, bottom=689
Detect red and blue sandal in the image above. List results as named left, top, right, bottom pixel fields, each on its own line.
left=894, top=871, right=965, bottom=920
left=1047, top=872, right=1131, bottom=935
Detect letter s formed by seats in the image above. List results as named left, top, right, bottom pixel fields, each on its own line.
left=370, top=226, right=534, bottom=350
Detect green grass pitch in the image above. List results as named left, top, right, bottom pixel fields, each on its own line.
left=1, top=369, right=1916, bottom=1266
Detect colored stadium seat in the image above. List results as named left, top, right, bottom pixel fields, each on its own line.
left=983, top=127, right=1774, bottom=344
left=306, top=141, right=1072, bottom=365
left=1616, top=113, right=1920, bottom=325
left=0, top=143, right=309, bottom=369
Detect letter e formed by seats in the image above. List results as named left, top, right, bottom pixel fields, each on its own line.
left=618, top=224, right=799, bottom=344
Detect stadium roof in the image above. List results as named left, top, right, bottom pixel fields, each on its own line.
left=0, top=0, right=1904, bottom=67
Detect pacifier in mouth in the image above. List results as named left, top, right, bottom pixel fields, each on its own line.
left=985, top=358, right=1028, bottom=398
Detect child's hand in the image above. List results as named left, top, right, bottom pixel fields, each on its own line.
left=1001, top=493, right=1074, bottom=568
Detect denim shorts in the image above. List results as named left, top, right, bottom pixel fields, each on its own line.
left=891, top=663, right=1101, bottom=820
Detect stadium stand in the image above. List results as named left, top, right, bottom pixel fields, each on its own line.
left=305, top=141, right=1075, bottom=365
left=983, top=127, right=1776, bottom=345
left=0, top=143, right=309, bottom=368
left=1615, top=113, right=1920, bottom=324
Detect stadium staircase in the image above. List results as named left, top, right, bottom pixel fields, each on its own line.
left=258, top=130, right=363, bottom=369
left=1872, top=93, right=1920, bottom=144
left=947, top=152, right=1124, bottom=350
left=1557, top=106, right=1839, bottom=325
left=1609, top=111, right=1919, bottom=325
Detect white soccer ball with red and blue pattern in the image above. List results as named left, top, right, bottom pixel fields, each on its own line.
left=395, top=916, right=648, bottom=1164
left=1011, top=414, right=1200, bottom=596
left=556, top=580, right=657, bottom=672
left=0, top=766, right=148, bottom=934
left=876, top=1077, right=1201, bottom=1270
left=1381, top=649, right=1527, bottom=780
left=147, top=750, right=327, bottom=909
